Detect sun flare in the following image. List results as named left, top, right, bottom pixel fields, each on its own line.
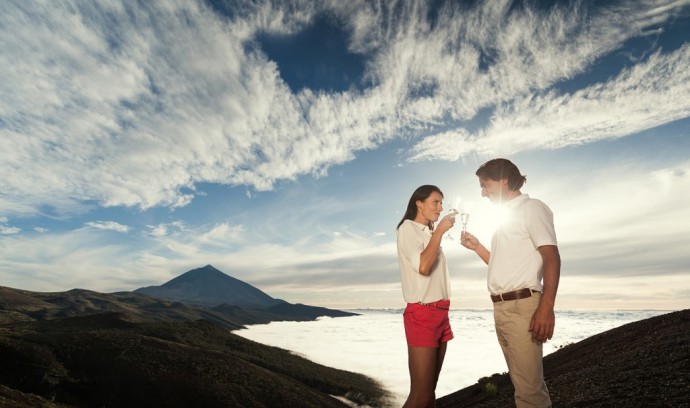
left=492, top=205, right=512, bottom=228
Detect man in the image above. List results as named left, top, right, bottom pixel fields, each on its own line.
left=461, top=158, right=560, bottom=408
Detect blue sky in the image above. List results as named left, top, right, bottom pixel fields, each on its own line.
left=1, top=0, right=689, bottom=310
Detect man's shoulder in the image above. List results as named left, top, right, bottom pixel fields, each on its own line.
left=520, top=196, right=553, bottom=214
left=521, top=194, right=549, bottom=206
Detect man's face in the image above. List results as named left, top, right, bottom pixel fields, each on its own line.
left=479, top=177, right=507, bottom=204
left=416, top=191, right=444, bottom=223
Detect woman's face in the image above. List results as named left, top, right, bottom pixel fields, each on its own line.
left=415, top=191, right=444, bottom=224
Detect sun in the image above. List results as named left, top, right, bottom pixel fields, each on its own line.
left=459, top=202, right=513, bottom=243
left=492, top=205, right=512, bottom=227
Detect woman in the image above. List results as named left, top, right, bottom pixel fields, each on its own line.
left=396, top=185, right=456, bottom=408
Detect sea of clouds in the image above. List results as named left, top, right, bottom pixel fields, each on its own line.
left=235, top=309, right=667, bottom=406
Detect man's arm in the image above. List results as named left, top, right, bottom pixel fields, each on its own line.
left=530, top=245, right=561, bottom=342
left=461, top=231, right=491, bottom=265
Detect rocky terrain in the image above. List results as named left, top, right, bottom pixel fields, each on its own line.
left=1, top=265, right=687, bottom=407
left=0, top=311, right=391, bottom=407
left=0, top=266, right=386, bottom=407
left=437, top=308, right=690, bottom=407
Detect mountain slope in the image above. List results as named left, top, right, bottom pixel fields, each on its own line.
left=0, top=267, right=377, bottom=407
left=0, top=286, right=248, bottom=329
left=0, top=313, right=391, bottom=407
left=0, top=281, right=356, bottom=331
left=437, top=309, right=690, bottom=407
left=135, top=265, right=283, bottom=308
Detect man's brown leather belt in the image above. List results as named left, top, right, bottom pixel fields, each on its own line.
left=490, top=288, right=539, bottom=303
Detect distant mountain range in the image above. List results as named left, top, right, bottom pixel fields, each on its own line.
left=0, top=264, right=355, bottom=330
left=134, top=264, right=356, bottom=324
left=0, top=265, right=381, bottom=407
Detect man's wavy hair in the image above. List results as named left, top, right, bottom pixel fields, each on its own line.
left=475, top=158, right=526, bottom=191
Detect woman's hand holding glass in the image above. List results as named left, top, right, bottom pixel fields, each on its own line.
left=437, top=211, right=457, bottom=235
left=444, top=195, right=469, bottom=241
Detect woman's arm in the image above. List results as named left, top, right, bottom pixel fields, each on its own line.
left=418, top=215, right=454, bottom=275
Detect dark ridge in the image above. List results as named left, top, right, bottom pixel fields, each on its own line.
left=0, top=265, right=375, bottom=407
left=0, top=313, right=392, bottom=407
left=1, top=267, right=357, bottom=330
left=437, top=309, right=690, bottom=407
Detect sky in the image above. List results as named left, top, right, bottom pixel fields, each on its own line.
left=1, top=0, right=689, bottom=311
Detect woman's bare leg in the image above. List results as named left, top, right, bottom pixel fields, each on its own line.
left=434, top=341, right=447, bottom=388
left=403, top=345, right=445, bottom=408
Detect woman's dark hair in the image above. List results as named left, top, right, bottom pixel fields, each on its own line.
left=475, top=158, right=526, bottom=191
left=396, top=185, right=444, bottom=230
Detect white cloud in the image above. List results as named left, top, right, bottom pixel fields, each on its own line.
left=0, top=225, right=21, bottom=235
left=2, top=1, right=687, bottom=217
left=0, top=0, right=688, bottom=310
left=146, top=224, right=169, bottom=238
left=408, top=4, right=690, bottom=160
left=411, top=44, right=690, bottom=159
left=0, top=213, right=397, bottom=295
left=84, top=221, right=129, bottom=233
left=0, top=228, right=142, bottom=291
left=0, top=155, right=687, bottom=307
left=529, top=159, right=690, bottom=281
left=145, top=221, right=189, bottom=238
left=198, top=223, right=246, bottom=247
left=0, top=217, right=21, bottom=234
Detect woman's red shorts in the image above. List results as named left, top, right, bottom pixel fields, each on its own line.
left=403, top=300, right=453, bottom=347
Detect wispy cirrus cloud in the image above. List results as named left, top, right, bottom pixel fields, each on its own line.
left=410, top=43, right=690, bottom=160
left=0, top=0, right=688, bottom=219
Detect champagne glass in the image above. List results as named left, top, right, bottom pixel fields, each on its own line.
left=460, top=212, right=470, bottom=234
left=459, top=202, right=471, bottom=242
left=445, top=196, right=462, bottom=240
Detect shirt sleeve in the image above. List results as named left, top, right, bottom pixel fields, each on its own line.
left=525, top=199, right=558, bottom=248
left=397, top=222, right=423, bottom=274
